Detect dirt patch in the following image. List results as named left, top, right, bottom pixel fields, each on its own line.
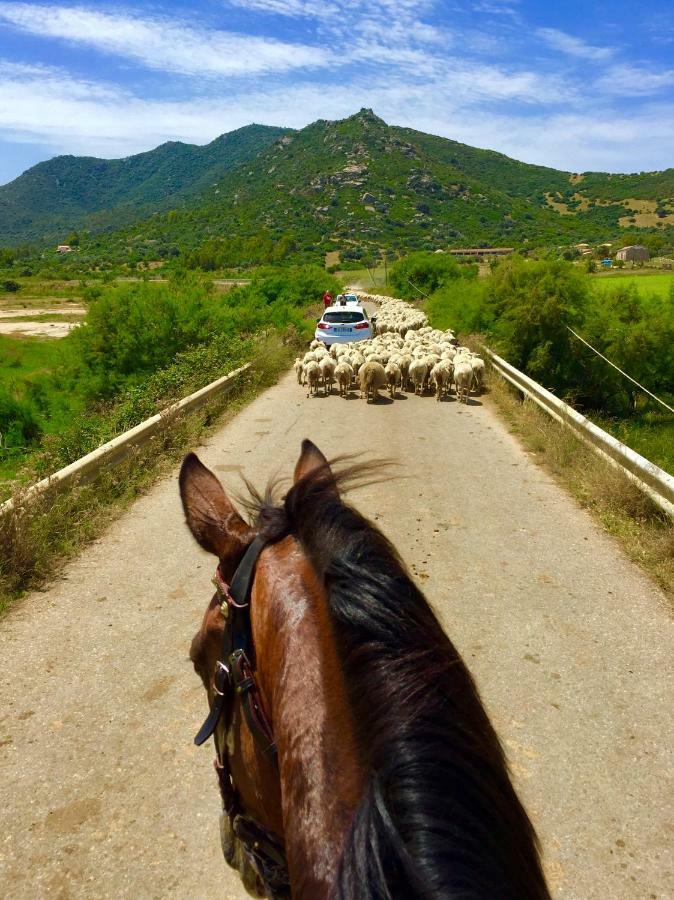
left=569, top=174, right=585, bottom=185
left=622, top=198, right=657, bottom=214
left=619, top=211, right=674, bottom=227
left=0, top=322, right=80, bottom=338
left=571, top=192, right=590, bottom=211
left=544, top=193, right=573, bottom=215
left=44, top=798, right=102, bottom=834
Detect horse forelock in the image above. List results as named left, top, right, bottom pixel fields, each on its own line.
left=248, top=459, right=550, bottom=900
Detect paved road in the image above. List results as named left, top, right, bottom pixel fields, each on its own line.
left=1, top=370, right=671, bottom=899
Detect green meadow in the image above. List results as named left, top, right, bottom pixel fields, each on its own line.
left=590, top=270, right=674, bottom=298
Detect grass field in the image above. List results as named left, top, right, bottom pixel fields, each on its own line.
left=595, top=410, right=674, bottom=476
left=0, top=333, right=65, bottom=383
left=0, top=333, right=83, bottom=483
left=334, top=265, right=389, bottom=290
left=590, top=271, right=674, bottom=297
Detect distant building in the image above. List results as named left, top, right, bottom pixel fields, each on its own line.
left=56, top=244, right=73, bottom=253
left=447, top=247, right=513, bottom=258
left=615, top=245, right=650, bottom=263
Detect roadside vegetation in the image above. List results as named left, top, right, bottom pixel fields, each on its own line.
left=0, top=337, right=298, bottom=616
left=0, top=264, right=337, bottom=611
left=0, top=264, right=337, bottom=491
left=403, top=253, right=673, bottom=475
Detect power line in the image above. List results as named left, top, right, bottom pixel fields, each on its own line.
left=407, top=278, right=430, bottom=299
left=566, top=326, right=674, bottom=414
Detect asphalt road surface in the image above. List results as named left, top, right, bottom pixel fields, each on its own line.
left=1, top=369, right=671, bottom=899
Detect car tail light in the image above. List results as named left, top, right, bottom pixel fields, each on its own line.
left=354, top=321, right=369, bottom=329
left=317, top=322, right=331, bottom=330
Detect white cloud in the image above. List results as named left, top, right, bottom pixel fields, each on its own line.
left=536, top=27, right=614, bottom=61
left=471, top=1, right=520, bottom=18
left=0, top=1, right=671, bottom=181
left=595, top=64, right=674, bottom=96
left=1, top=57, right=664, bottom=176
left=227, top=0, right=340, bottom=18
left=0, top=2, right=327, bottom=76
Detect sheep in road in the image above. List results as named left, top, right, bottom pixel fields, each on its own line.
left=304, top=361, right=321, bottom=397
left=430, top=360, right=453, bottom=401
left=384, top=361, right=402, bottom=399
left=398, top=354, right=412, bottom=391
left=294, top=357, right=304, bottom=385
left=319, top=356, right=336, bottom=396
left=359, top=361, right=387, bottom=402
left=471, top=356, right=485, bottom=394
left=334, top=361, right=353, bottom=398
left=409, top=358, right=428, bottom=396
left=453, top=360, right=473, bottom=404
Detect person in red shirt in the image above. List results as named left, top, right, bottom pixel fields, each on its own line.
left=322, top=290, right=333, bottom=310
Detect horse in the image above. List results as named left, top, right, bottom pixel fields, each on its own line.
left=179, top=440, right=551, bottom=899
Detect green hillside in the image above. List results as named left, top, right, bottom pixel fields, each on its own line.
left=3, top=110, right=674, bottom=261
left=0, top=124, right=288, bottom=245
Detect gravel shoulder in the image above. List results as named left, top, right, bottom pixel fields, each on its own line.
left=0, top=369, right=671, bottom=899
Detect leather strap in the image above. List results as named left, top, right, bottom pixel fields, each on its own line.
left=194, top=535, right=268, bottom=747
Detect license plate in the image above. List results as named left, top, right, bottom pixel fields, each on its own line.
left=333, top=327, right=351, bottom=333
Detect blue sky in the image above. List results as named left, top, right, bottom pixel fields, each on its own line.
left=0, top=0, right=673, bottom=185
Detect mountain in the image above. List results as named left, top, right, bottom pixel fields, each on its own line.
left=0, top=124, right=288, bottom=245
left=2, top=110, right=673, bottom=256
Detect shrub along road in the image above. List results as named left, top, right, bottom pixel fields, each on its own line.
left=0, top=370, right=671, bottom=899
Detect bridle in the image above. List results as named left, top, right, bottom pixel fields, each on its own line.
left=194, top=534, right=290, bottom=898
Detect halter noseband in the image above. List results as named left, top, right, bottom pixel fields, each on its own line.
left=194, top=534, right=289, bottom=897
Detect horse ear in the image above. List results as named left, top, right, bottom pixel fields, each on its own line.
left=179, top=453, right=250, bottom=560
left=293, top=439, right=335, bottom=487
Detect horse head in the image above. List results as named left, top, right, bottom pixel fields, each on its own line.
left=180, top=440, right=551, bottom=900
left=179, top=443, right=362, bottom=899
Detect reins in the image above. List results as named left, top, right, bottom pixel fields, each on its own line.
left=194, top=534, right=289, bottom=897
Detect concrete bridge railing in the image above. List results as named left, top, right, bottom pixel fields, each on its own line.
left=485, top=349, right=674, bottom=519
left=1, top=363, right=250, bottom=518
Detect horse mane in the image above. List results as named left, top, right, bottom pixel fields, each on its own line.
left=251, top=459, right=550, bottom=900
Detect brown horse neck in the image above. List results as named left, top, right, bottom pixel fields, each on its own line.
left=253, top=539, right=363, bottom=899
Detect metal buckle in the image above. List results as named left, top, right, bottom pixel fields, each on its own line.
left=213, top=660, right=230, bottom=697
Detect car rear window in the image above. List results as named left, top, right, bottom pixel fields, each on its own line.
left=324, top=311, right=365, bottom=323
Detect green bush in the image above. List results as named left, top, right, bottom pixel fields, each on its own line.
left=425, top=256, right=674, bottom=418
left=72, top=277, right=221, bottom=396
left=0, top=392, right=41, bottom=450
left=426, top=279, right=492, bottom=334
left=389, top=251, right=464, bottom=297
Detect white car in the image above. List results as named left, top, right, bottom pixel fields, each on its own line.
left=333, top=293, right=362, bottom=308
left=315, top=305, right=374, bottom=345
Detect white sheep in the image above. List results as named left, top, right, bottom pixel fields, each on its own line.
left=453, top=360, right=473, bottom=404
left=304, top=360, right=321, bottom=398
left=409, top=358, right=428, bottom=396
left=384, top=361, right=402, bottom=399
left=359, top=361, right=387, bottom=402
left=319, top=356, right=336, bottom=396
left=430, top=360, right=453, bottom=402
left=334, top=361, right=353, bottom=398
left=470, top=357, right=485, bottom=394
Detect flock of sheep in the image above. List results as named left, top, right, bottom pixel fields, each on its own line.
left=294, top=295, right=485, bottom=403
